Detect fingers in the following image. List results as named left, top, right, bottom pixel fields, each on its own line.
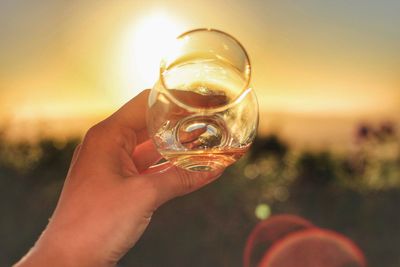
left=67, top=143, right=82, bottom=176
left=71, top=144, right=82, bottom=166
left=109, top=89, right=150, bottom=132
left=79, top=90, right=150, bottom=161
left=135, top=128, right=149, bottom=147
left=179, top=126, right=206, bottom=143
left=141, top=161, right=174, bottom=174
left=143, top=163, right=223, bottom=206
left=132, top=140, right=162, bottom=173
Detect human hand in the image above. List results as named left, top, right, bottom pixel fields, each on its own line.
left=15, top=90, right=223, bottom=267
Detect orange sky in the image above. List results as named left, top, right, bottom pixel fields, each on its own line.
left=0, top=0, right=399, bottom=145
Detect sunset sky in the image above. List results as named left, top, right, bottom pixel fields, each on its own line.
left=1, top=0, right=399, bottom=146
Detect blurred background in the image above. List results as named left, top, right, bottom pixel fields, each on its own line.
left=0, top=0, right=399, bottom=266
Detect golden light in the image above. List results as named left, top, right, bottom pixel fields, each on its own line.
left=116, top=12, right=184, bottom=101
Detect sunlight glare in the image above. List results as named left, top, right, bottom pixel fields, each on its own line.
left=117, top=12, right=184, bottom=101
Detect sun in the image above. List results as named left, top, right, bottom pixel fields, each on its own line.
left=116, top=12, right=185, bottom=101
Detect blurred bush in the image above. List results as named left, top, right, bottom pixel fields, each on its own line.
left=0, top=123, right=399, bottom=266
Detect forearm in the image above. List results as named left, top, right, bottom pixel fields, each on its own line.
left=14, top=228, right=114, bottom=267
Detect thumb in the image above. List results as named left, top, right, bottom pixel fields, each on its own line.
left=143, top=162, right=223, bottom=206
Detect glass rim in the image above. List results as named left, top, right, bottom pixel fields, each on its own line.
left=158, top=28, right=252, bottom=113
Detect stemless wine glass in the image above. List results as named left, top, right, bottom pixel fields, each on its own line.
left=147, top=28, right=258, bottom=171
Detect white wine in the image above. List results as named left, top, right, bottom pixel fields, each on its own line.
left=153, top=111, right=247, bottom=171
left=149, top=61, right=256, bottom=171
left=149, top=79, right=257, bottom=171
left=162, top=59, right=246, bottom=107
left=150, top=60, right=251, bottom=171
left=147, top=29, right=258, bottom=172
left=159, top=145, right=250, bottom=171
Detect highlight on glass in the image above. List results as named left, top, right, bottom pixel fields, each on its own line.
left=147, top=28, right=259, bottom=171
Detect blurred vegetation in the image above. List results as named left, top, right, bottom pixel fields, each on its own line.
left=0, top=122, right=399, bottom=267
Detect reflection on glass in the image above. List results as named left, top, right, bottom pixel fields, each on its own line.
left=147, top=28, right=258, bottom=171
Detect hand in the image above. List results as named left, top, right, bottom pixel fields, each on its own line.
left=15, top=90, right=223, bottom=267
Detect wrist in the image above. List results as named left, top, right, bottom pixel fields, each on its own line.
left=14, top=226, right=114, bottom=267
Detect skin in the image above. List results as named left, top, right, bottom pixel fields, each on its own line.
left=15, top=90, right=223, bottom=267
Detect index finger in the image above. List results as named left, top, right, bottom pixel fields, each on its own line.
left=109, top=89, right=150, bottom=132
